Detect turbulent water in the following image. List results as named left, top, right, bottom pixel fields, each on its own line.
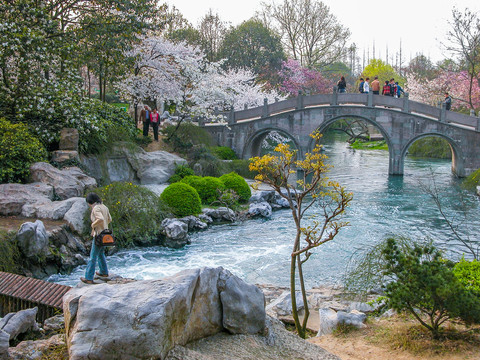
left=50, top=135, right=480, bottom=288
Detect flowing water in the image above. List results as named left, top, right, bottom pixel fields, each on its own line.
left=50, top=135, right=480, bottom=287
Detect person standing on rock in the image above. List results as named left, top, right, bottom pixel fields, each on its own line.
left=81, top=193, right=112, bottom=284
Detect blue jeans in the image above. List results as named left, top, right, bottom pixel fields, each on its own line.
left=85, top=239, right=108, bottom=280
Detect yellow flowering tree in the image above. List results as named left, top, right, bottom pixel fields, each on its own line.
left=249, top=131, right=353, bottom=338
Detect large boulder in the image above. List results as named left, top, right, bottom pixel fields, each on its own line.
left=30, top=162, right=96, bottom=200
left=128, top=149, right=187, bottom=185
left=0, top=183, right=53, bottom=216
left=16, top=220, right=49, bottom=258
left=0, top=329, right=9, bottom=359
left=22, top=197, right=83, bottom=220
left=0, top=308, right=38, bottom=340
left=317, top=308, right=367, bottom=336
left=63, top=198, right=89, bottom=234
left=63, top=267, right=265, bottom=360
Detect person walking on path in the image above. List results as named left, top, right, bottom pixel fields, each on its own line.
left=358, top=78, right=365, bottom=93
left=141, top=106, right=151, bottom=137
left=371, top=76, right=380, bottom=95
left=337, top=76, right=347, bottom=93
left=363, top=77, right=370, bottom=93
left=81, top=193, right=112, bottom=284
left=444, top=92, right=452, bottom=110
left=150, top=108, right=160, bottom=141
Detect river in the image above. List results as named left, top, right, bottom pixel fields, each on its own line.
left=49, top=135, right=480, bottom=288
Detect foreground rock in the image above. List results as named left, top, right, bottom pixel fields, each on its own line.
left=0, top=183, right=53, bottom=216
left=8, top=334, right=65, bottom=360
left=64, top=267, right=265, bottom=360
left=0, top=308, right=38, bottom=341
left=166, top=316, right=339, bottom=360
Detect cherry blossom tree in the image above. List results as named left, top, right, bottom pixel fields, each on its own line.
left=118, top=36, right=284, bottom=122
left=276, top=59, right=332, bottom=97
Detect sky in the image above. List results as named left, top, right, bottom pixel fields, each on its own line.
left=166, top=0, right=480, bottom=65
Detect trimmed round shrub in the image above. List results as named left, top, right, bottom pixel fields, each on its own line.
left=90, top=182, right=171, bottom=247
left=211, top=146, right=237, bottom=160
left=0, top=118, right=47, bottom=183
left=219, top=172, right=251, bottom=203
left=168, top=164, right=195, bottom=183
left=180, top=175, right=203, bottom=190
left=181, top=175, right=225, bottom=205
left=160, top=182, right=202, bottom=217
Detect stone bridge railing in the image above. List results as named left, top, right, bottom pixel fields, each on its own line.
left=206, top=91, right=480, bottom=133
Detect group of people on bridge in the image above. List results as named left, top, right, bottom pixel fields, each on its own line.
left=356, top=76, right=404, bottom=98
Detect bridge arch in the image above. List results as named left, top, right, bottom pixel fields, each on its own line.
left=242, top=127, right=303, bottom=160
left=401, top=133, right=465, bottom=177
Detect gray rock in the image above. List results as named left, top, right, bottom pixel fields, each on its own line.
left=266, top=291, right=304, bottom=317
left=30, top=162, right=95, bottom=200
left=0, top=183, right=53, bottom=216
left=61, top=167, right=97, bottom=189
left=166, top=316, right=340, bottom=360
left=0, top=329, right=9, bottom=359
left=336, top=309, right=367, bottom=328
left=43, top=315, right=64, bottom=332
left=59, top=128, right=79, bottom=151
left=218, top=269, right=265, bottom=334
left=0, top=308, right=38, bottom=340
left=317, top=308, right=338, bottom=336
left=17, top=221, right=49, bottom=258
left=346, top=301, right=375, bottom=313
left=248, top=202, right=272, bottom=218
left=162, top=219, right=189, bottom=248
left=273, top=194, right=291, bottom=208
left=202, top=207, right=236, bottom=222
left=8, top=334, right=65, bottom=360
left=51, top=150, right=79, bottom=163
left=179, top=216, right=208, bottom=231
left=64, top=198, right=89, bottom=234
left=106, top=156, right=136, bottom=183
left=23, top=197, right=82, bottom=220
left=249, top=190, right=276, bottom=204
left=198, top=214, right=213, bottom=224
left=63, top=267, right=265, bottom=360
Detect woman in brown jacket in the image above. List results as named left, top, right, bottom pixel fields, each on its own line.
left=81, top=193, right=112, bottom=284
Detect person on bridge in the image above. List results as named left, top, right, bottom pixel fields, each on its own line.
left=363, top=77, right=370, bottom=93
left=382, top=81, right=391, bottom=96
left=337, top=76, right=347, bottom=93
left=371, top=76, right=380, bottom=95
left=444, top=92, right=452, bottom=110
left=395, top=82, right=405, bottom=98
left=358, top=78, right=365, bottom=93
left=389, top=79, right=396, bottom=97
left=81, top=193, right=112, bottom=285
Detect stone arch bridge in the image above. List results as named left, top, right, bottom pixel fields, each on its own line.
left=202, top=92, right=480, bottom=177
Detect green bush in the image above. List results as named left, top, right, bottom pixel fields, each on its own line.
left=90, top=182, right=170, bottom=247
left=381, top=238, right=480, bottom=338
left=462, top=168, right=480, bottom=191
left=160, top=182, right=202, bottom=217
left=407, top=137, right=451, bottom=159
left=0, top=230, right=21, bottom=273
left=219, top=172, right=251, bottom=203
left=454, top=258, right=480, bottom=295
left=0, top=118, right=47, bottom=183
left=169, top=164, right=195, bottom=183
left=211, top=146, right=238, bottom=160
left=161, top=122, right=214, bottom=155
left=221, top=159, right=257, bottom=179
left=182, top=176, right=225, bottom=205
